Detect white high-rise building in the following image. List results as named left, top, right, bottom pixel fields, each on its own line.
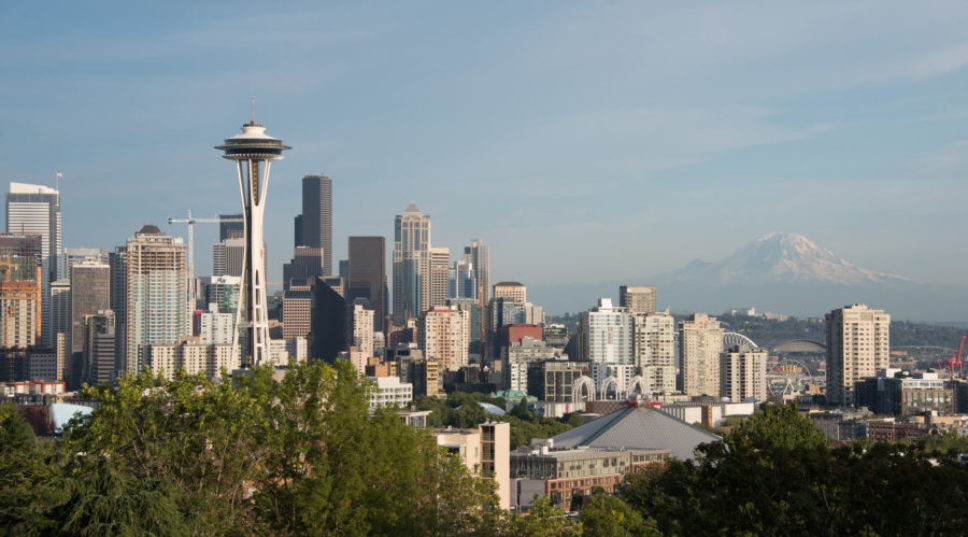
left=720, top=348, right=768, bottom=402
left=352, top=304, right=375, bottom=358
left=123, top=226, right=189, bottom=374
left=6, top=183, right=61, bottom=346
left=420, top=306, right=469, bottom=372
left=825, top=304, right=891, bottom=406
left=634, top=310, right=676, bottom=395
left=580, top=298, right=634, bottom=365
left=679, top=313, right=724, bottom=397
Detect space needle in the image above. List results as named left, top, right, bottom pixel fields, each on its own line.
left=216, top=106, right=290, bottom=367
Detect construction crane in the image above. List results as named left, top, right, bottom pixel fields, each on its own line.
left=939, top=335, right=967, bottom=379
left=167, top=210, right=244, bottom=304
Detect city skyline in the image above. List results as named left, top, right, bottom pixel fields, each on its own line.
left=2, top=3, right=967, bottom=310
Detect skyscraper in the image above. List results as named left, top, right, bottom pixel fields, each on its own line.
left=6, top=183, right=61, bottom=346
left=295, top=175, right=333, bottom=276
left=347, top=236, right=387, bottom=331
left=393, top=203, right=431, bottom=324
left=466, top=239, right=490, bottom=304
left=679, top=313, right=724, bottom=397
left=122, top=225, right=189, bottom=374
left=216, top=117, right=290, bottom=367
left=429, top=247, right=450, bottom=308
left=620, top=285, right=656, bottom=315
left=825, top=304, right=890, bottom=406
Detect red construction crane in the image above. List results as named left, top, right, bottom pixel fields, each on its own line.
left=941, top=335, right=966, bottom=379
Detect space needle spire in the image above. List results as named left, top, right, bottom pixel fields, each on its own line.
left=215, top=108, right=290, bottom=367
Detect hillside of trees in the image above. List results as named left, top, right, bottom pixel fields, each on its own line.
left=4, top=364, right=968, bottom=535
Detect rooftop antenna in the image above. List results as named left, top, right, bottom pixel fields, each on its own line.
left=250, top=97, right=255, bottom=123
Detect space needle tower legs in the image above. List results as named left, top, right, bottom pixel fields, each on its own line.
left=216, top=110, right=290, bottom=368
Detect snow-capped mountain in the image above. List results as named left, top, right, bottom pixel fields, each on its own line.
left=662, top=232, right=912, bottom=286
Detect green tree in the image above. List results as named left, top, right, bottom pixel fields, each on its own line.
left=505, top=497, right=580, bottom=537
left=50, top=456, right=189, bottom=537
left=580, top=495, right=660, bottom=537
left=0, top=403, right=63, bottom=536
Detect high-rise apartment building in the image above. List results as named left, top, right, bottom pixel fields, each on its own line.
left=633, top=310, right=676, bottom=395
left=295, top=175, right=333, bottom=276
left=429, top=247, right=450, bottom=308
left=6, top=183, right=61, bottom=346
left=351, top=304, right=375, bottom=358
left=579, top=299, right=634, bottom=365
left=121, top=226, right=189, bottom=374
left=825, top=304, right=890, bottom=406
left=679, top=313, right=724, bottom=397
left=203, top=276, right=241, bottom=317
left=50, top=279, right=71, bottom=380
left=0, top=274, right=42, bottom=348
left=420, top=306, right=469, bottom=372
left=347, top=236, right=387, bottom=331
left=393, top=203, right=431, bottom=324
left=720, top=348, right=768, bottom=402
left=620, top=285, right=656, bottom=315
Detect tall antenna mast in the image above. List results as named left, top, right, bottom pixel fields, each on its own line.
left=250, top=97, right=255, bottom=123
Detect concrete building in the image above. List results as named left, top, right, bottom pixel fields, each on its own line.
left=347, top=236, right=387, bottom=331
left=367, top=375, right=413, bottom=410
left=50, top=279, right=71, bottom=380
left=825, top=304, right=891, bottom=406
left=121, top=226, right=190, bottom=374
left=542, top=324, right=569, bottom=351
left=420, top=306, right=469, bottom=372
left=393, top=202, right=431, bottom=324
left=579, top=299, right=634, bottom=365
left=619, top=285, right=656, bottom=315
left=141, top=337, right=237, bottom=380
left=720, top=348, right=768, bottom=402
left=6, top=183, right=61, bottom=347
left=633, top=310, right=676, bottom=395
left=434, top=422, right=510, bottom=510
left=352, top=304, right=375, bottom=358
left=679, top=313, right=724, bottom=397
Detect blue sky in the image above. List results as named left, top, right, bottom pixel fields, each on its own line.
left=2, top=1, right=967, bottom=292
